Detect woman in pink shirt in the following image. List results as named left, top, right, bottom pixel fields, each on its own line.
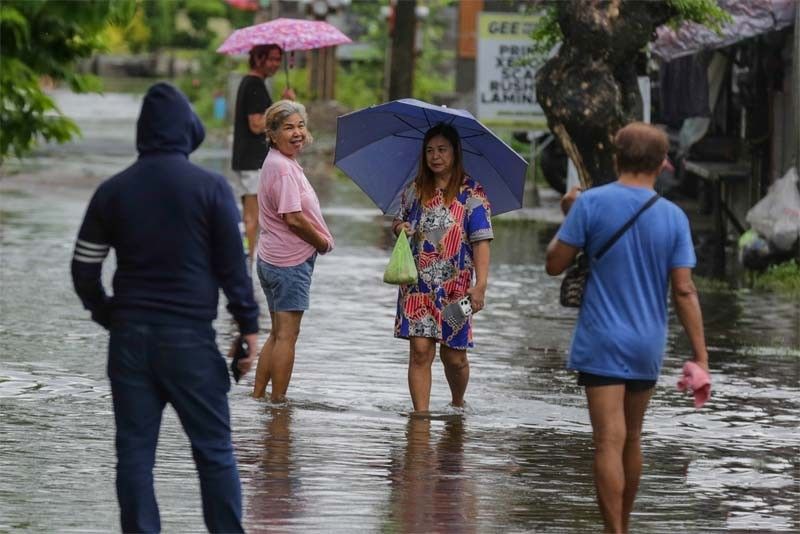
left=253, top=100, right=334, bottom=401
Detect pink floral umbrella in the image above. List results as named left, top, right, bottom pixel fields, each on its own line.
left=217, top=18, right=352, bottom=55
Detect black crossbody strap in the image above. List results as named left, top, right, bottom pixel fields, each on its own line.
left=594, top=193, right=660, bottom=260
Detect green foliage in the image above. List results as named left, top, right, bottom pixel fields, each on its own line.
left=0, top=0, right=135, bottom=162
left=134, top=0, right=245, bottom=52
left=0, top=0, right=247, bottom=160
left=529, top=7, right=561, bottom=57
left=338, top=0, right=390, bottom=107
left=349, top=0, right=390, bottom=49
left=529, top=0, right=731, bottom=50
left=337, top=63, right=383, bottom=109
left=285, top=67, right=311, bottom=102
left=752, top=260, right=800, bottom=295
left=413, top=69, right=453, bottom=104
left=338, top=0, right=453, bottom=105
left=0, top=58, right=81, bottom=158
left=141, top=0, right=179, bottom=50
left=185, top=0, right=226, bottom=26
left=691, top=260, right=800, bottom=296
left=178, top=37, right=232, bottom=128
left=173, top=0, right=228, bottom=49
left=102, top=5, right=151, bottom=54
left=413, top=0, right=455, bottom=101
left=667, top=0, right=731, bottom=31
left=693, top=275, right=734, bottom=293
left=184, top=57, right=384, bottom=127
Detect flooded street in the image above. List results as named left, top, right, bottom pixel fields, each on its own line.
left=1, top=89, right=798, bottom=533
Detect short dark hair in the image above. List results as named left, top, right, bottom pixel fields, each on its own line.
left=249, top=44, right=282, bottom=69
left=614, top=122, right=669, bottom=175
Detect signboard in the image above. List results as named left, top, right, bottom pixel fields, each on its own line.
left=476, top=13, right=547, bottom=129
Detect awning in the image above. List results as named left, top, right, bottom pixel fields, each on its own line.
left=652, top=0, right=796, bottom=62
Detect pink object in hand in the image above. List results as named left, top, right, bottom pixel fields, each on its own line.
left=676, top=361, right=711, bottom=408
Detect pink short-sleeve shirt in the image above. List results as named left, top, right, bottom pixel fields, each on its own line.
left=257, top=149, right=334, bottom=267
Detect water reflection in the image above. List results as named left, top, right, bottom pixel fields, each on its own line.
left=386, top=415, right=477, bottom=533
left=490, top=219, right=557, bottom=266
left=245, top=406, right=304, bottom=532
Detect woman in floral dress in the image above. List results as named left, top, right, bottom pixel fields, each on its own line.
left=392, top=123, right=493, bottom=413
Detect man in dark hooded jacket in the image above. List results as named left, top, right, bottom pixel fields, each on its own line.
left=71, top=83, right=258, bottom=533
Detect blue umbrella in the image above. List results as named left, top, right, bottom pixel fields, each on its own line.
left=334, top=99, right=528, bottom=216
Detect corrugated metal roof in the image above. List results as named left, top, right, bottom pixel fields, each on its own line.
left=652, top=0, right=796, bottom=62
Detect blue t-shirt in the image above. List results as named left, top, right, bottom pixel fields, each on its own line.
left=558, top=182, right=696, bottom=380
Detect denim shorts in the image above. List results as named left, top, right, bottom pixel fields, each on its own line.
left=257, top=254, right=316, bottom=312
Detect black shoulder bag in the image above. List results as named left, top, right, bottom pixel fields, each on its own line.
left=560, top=193, right=660, bottom=308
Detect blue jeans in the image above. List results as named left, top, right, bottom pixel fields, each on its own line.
left=108, top=322, right=243, bottom=533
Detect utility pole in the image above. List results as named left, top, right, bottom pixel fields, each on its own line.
left=387, top=0, right=417, bottom=100
left=794, top=0, right=799, bottom=172
left=794, top=1, right=799, bottom=262
left=307, top=0, right=341, bottom=100
left=456, top=0, right=482, bottom=94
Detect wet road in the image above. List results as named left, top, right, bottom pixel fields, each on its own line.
left=1, top=89, right=798, bottom=533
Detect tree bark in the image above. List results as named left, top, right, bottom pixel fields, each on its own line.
left=535, top=0, right=674, bottom=187
left=388, top=0, right=417, bottom=100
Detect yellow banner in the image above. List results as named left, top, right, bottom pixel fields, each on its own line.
left=478, top=14, right=538, bottom=40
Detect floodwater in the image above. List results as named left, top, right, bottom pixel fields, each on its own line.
left=1, top=89, right=798, bottom=533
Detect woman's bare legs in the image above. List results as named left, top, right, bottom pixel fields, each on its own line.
left=252, top=310, right=275, bottom=399
left=253, top=310, right=304, bottom=402
left=408, top=337, right=436, bottom=413
left=440, top=346, right=469, bottom=407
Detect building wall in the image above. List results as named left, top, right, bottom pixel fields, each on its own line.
left=768, top=27, right=797, bottom=182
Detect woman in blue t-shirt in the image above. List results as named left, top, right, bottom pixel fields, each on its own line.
left=545, top=122, right=710, bottom=533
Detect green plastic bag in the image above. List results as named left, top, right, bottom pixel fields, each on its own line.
left=383, top=231, right=418, bottom=285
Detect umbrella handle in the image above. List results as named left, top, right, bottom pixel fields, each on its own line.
left=283, top=51, right=293, bottom=91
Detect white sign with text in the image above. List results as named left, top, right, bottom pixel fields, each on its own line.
left=476, top=13, right=546, bottom=128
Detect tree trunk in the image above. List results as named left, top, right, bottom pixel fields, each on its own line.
left=535, top=0, right=674, bottom=188
left=388, top=0, right=417, bottom=100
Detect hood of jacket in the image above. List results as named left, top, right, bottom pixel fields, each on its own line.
left=136, top=82, right=205, bottom=155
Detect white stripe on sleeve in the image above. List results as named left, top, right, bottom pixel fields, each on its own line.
left=76, top=239, right=110, bottom=251
left=73, top=238, right=110, bottom=263
left=74, top=247, right=109, bottom=258
left=73, top=253, right=106, bottom=264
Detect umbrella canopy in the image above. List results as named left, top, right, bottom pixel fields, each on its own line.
left=217, top=17, right=352, bottom=55
left=334, top=99, right=528, bottom=216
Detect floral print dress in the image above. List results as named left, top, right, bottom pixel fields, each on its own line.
left=394, top=176, right=493, bottom=349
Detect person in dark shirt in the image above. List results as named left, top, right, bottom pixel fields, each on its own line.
left=231, top=44, right=295, bottom=270
left=72, top=82, right=259, bottom=533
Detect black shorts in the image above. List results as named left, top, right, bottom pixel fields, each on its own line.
left=577, top=372, right=656, bottom=392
